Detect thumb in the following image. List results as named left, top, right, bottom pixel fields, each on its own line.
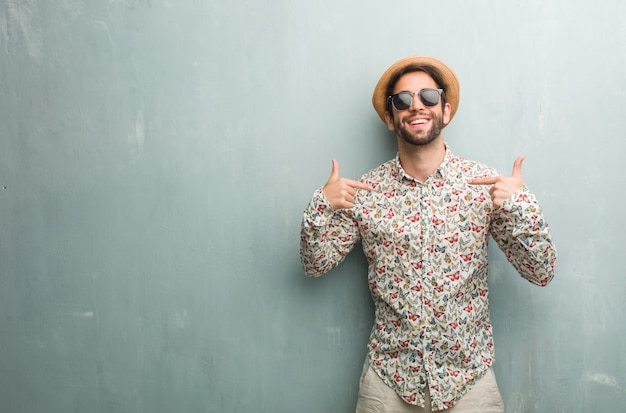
left=512, top=155, right=525, bottom=177
left=329, top=158, right=340, bottom=180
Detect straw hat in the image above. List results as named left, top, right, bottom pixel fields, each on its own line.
left=372, top=55, right=460, bottom=126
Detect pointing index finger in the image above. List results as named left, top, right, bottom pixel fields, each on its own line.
left=352, top=180, right=374, bottom=191
left=468, top=176, right=497, bottom=185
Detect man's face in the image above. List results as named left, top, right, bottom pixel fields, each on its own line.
left=384, top=71, right=451, bottom=147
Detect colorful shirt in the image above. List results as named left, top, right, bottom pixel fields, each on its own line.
left=300, top=146, right=556, bottom=411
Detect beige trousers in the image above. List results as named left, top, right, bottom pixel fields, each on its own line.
left=355, top=359, right=504, bottom=413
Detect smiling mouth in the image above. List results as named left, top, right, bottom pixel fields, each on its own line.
left=408, top=118, right=430, bottom=127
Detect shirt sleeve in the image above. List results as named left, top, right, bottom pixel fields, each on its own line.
left=489, top=186, right=557, bottom=286
left=299, top=188, right=361, bottom=277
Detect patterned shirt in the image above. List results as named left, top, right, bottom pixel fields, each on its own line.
left=300, top=146, right=556, bottom=411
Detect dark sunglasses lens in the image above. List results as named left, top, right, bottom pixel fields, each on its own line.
left=420, top=89, right=440, bottom=106
left=392, top=93, right=412, bottom=110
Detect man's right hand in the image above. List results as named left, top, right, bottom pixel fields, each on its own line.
left=322, top=159, right=373, bottom=210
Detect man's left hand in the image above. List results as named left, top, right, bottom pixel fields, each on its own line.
left=468, top=156, right=525, bottom=208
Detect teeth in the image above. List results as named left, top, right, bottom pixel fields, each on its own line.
left=410, top=119, right=427, bottom=125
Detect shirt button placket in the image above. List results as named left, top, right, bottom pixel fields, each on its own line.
left=419, top=182, right=439, bottom=383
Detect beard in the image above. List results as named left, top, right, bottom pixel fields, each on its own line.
left=394, top=110, right=444, bottom=147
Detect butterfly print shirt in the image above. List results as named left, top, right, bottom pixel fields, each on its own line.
left=300, top=146, right=557, bottom=411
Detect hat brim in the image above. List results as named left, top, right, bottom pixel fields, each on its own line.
left=372, top=55, right=460, bottom=126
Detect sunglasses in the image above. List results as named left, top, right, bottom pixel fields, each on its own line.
left=388, top=88, right=444, bottom=111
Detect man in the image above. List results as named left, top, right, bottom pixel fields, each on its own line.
left=299, top=55, right=556, bottom=412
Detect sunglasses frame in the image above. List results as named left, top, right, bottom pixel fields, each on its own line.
left=387, top=88, right=444, bottom=111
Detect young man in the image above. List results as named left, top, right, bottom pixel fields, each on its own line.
left=299, top=56, right=557, bottom=412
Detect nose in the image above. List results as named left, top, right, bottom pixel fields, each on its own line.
left=409, top=93, right=425, bottom=111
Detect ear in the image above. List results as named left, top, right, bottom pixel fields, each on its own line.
left=442, top=102, right=452, bottom=126
left=384, top=111, right=395, bottom=131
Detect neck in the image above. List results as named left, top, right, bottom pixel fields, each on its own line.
left=397, top=137, right=446, bottom=183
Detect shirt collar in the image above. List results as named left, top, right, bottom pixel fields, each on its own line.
left=392, top=143, right=454, bottom=183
